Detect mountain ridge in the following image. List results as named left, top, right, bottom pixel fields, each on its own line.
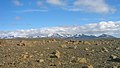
left=0, top=33, right=116, bottom=39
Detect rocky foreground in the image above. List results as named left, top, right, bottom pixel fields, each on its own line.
left=0, top=38, right=120, bottom=68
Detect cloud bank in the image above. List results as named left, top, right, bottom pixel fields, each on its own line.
left=47, top=0, right=64, bottom=6
left=0, top=21, right=120, bottom=37
left=14, top=9, right=48, bottom=13
left=73, top=0, right=115, bottom=13
left=12, top=0, right=23, bottom=6
left=46, top=0, right=115, bottom=13
left=12, top=0, right=116, bottom=13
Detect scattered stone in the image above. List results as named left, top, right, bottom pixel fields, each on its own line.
left=40, top=54, right=43, bottom=56
left=113, top=66, right=118, bottom=68
left=46, top=47, right=50, bottom=50
left=74, top=46, right=77, bottom=49
left=73, top=42, right=78, bottom=45
left=50, top=63, right=56, bottom=66
left=60, top=44, right=67, bottom=48
left=71, top=59, right=77, bottom=63
left=40, top=59, right=44, bottom=63
left=25, top=52, right=29, bottom=54
left=82, top=65, right=93, bottom=68
left=77, top=58, right=87, bottom=64
left=88, top=65, right=94, bottom=68
left=110, top=55, right=117, bottom=59
left=116, top=47, right=120, bottom=50
left=23, top=54, right=29, bottom=59
left=94, top=43, right=98, bottom=45
left=72, top=56, right=75, bottom=59
left=101, top=51, right=104, bottom=53
left=57, top=61, right=62, bottom=65
left=34, top=51, right=37, bottom=53
left=55, top=50, right=61, bottom=58
left=83, top=41, right=91, bottom=45
left=91, top=49, right=95, bottom=52
left=82, top=66, right=88, bottom=68
left=17, top=43, right=25, bottom=46
left=68, top=46, right=75, bottom=49
left=50, top=50, right=61, bottom=58
left=1, top=39, right=120, bottom=67
left=85, top=48, right=89, bottom=51
left=35, top=60, right=40, bottom=62
left=22, top=53, right=32, bottom=59
left=102, top=47, right=109, bottom=52
left=11, top=62, right=17, bottom=67
left=52, top=39, right=57, bottom=42
left=70, top=56, right=77, bottom=63
left=0, top=63, right=3, bottom=67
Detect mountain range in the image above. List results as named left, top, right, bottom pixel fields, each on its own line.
left=0, top=33, right=116, bottom=39
left=0, top=26, right=117, bottom=39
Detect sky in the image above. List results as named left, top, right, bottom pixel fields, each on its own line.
left=0, top=0, right=120, bottom=31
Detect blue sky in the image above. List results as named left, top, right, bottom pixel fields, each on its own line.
left=0, top=0, right=120, bottom=30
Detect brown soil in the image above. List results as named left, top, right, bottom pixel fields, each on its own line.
left=0, top=38, right=120, bottom=68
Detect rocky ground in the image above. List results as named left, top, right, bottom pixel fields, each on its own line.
left=0, top=38, right=120, bottom=68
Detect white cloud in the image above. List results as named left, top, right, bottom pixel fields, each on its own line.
left=73, top=0, right=115, bottom=13
left=12, top=0, right=23, bottom=6
left=12, top=0, right=116, bottom=13
left=15, top=16, right=21, bottom=20
left=36, top=1, right=48, bottom=9
left=1, top=21, right=120, bottom=37
left=14, top=9, right=48, bottom=13
left=46, top=0, right=116, bottom=13
left=99, top=21, right=119, bottom=30
left=37, top=1, right=43, bottom=6
left=46, top=0, right=65, bottom=6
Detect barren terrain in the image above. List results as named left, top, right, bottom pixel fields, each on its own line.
left=0, top=38, right=120, bottom=68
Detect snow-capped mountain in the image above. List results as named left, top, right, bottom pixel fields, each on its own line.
left=47, top=33, right=116, bottom=39
left=48, top=33, right=63, bottom=38
left=71, top=34, right=97, bottom=39
left=98, top=34, right=116, bottom=38
left=0, top=32, right=116, bottom=39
